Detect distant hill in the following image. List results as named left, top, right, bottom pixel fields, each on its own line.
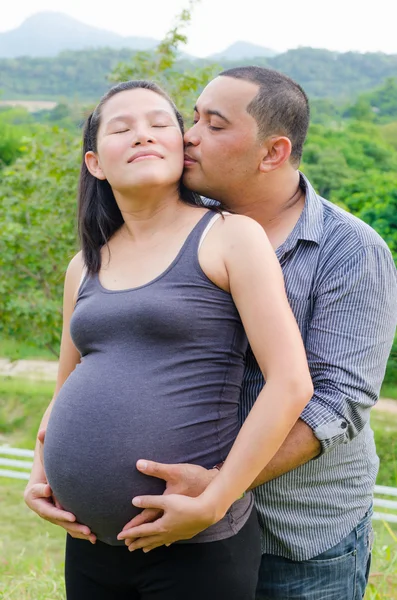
left=0, top=46, right=396, bottom=103
left=209, top=41, right=277, bottom=60
left=0, top=12, right=278, bottom=60
left=0, top=12, right=159, bottom=58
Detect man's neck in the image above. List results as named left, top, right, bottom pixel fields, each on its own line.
left=227, top=170, right=305, bottom=250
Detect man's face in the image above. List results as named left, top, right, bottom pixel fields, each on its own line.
left=183, top=76, right=264, bottom=203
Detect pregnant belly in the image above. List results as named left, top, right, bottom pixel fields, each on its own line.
left=43, top=363, right=233, bottom=545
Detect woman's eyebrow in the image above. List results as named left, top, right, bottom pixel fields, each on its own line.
left=106, top=109, right=173, bottom=126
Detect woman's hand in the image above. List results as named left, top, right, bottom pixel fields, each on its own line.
left=24, top=482, right=97, bottom=544
left=117, top=493, right=222, bottom=552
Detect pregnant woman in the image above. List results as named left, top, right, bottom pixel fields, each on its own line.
left=24, top=80, right=312, bottom=600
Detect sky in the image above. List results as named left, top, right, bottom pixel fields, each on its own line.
left=1, top=0, right=397, bottom=57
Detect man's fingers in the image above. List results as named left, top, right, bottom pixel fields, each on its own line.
left=121, top=508, right=162, bottom=531
left=136, top=460, right=176, bottom=481
left=132, top=495, right=167, bottom=511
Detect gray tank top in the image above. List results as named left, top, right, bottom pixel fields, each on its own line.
left=44, top=210, right=253, bottom=546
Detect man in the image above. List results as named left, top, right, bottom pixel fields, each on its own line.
left=116, top=67, right=397, bottom=599
left=28, top=67, right=397, bottom=599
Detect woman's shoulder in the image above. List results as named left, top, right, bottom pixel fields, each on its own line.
left=66, top=251, right=84, bottom=276
left=64, top=251, right=85, bottom=293
left=217, top=213, right=269, bottom=245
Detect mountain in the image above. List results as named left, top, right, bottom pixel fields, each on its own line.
left=0, top=12, right=159, bottom=58
left=0, top=12, right=278, bottom=60
left=209, top=41, right=278, bottom=60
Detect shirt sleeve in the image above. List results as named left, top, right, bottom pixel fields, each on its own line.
left=300, top=244, right=397, bottom=454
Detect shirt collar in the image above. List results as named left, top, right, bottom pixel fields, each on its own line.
left=276, top=172, right=324, bottom=259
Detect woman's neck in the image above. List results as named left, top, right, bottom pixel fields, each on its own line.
left=113, top=186, right=187, bottom=241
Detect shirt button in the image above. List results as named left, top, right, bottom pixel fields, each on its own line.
left=340, top=421, right=347, bottom=429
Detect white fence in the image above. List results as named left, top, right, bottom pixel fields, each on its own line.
left=1, top=446, right=397, bottom=524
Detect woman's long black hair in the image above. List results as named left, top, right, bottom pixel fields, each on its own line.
left=78, top=80, right=211, bottom=274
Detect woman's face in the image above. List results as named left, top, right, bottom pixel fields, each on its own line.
left=87, top=88, right=184, bottom=195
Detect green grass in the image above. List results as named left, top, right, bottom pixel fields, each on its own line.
left=380, top=384, right=397, bottom=401
left=0, top=378, right=55, bottom=448
left=0, top=479, right=65, bottom=600
left=0, top=377, right=396, bottom=598
left=0, top=477, right=395, bottom=599
left=0, top=338, right=56, bottom=362
left=371, top=411, right=397, bottom=487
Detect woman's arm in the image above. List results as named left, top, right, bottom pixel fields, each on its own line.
left=195, top=214, right=313, bottom=513
left=118, top=215, right=313, bottom=550
left=24, top=252, right=96, bottom=542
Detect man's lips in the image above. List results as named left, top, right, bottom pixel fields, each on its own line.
left=184, top=154, right=198, bottom=166
left=128, top=150, right=163, bottom=163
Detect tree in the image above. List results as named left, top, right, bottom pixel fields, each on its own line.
left=0, top=122, right=24, bottom=166
left=0, top=126, right=80, bottom=354
left=109, top=0, right=219, bottom=118
left=331, top=171, right=397, bottom=264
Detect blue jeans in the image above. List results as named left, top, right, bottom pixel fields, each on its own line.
left=256, top=509, right=373, bottom=600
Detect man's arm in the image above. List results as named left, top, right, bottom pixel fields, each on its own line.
left=298, top=244, right=397, bottom=455
left=251, top=243, right=397, bottom=483
left=120, top=243, right=397, bottom=546
left=247, top=418, right=320, bottom=489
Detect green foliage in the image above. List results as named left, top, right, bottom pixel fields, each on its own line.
left=0, top=123, right=23, bottom=165
left=0, top=48, right=137, bottom=101
left=2, top=45, right=397, bottom=103
left=109, top=0, right=219, bottom=118
left=0, top=105, right=34, bottom=126
left=371, top=411, right=397, bottom=487
left=302, top=121, right=397, bottom=199
left=0, top=337, right=55, bottom=361
left=383, top=336, right=397, bottom=388
left=331, top=171, right=397, bottom=261
left=345, top=78, right=397, bottom=123
left=0, top=126, right=80, bottom=354
left=379, top=121, right=397, bottom=151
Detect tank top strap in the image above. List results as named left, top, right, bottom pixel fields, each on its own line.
left=181, top=209, right=221, bottom=259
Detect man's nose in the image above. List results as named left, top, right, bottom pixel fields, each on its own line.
left=184, top=126, right=199, bottom=146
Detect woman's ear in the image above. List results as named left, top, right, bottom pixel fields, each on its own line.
left=85, top=151, right=106, bottom=180
left=258, top=136, right=292, bottom=173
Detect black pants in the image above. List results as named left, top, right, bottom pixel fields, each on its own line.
left=65, top=508, right=261, bottom=600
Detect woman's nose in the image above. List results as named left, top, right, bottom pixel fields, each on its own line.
left=132, top=128, right=155, bottom=146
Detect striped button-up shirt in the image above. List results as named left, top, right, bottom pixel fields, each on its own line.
left=240, top=173, right=397, bottom=560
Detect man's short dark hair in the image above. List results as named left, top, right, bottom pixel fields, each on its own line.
left=219, top=66, right=310, bottom=166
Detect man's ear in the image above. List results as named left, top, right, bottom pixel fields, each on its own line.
left=258, top=136, right=292, bottom=173
left=85, top=151, right=106, bottom=180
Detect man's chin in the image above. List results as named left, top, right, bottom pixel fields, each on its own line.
left=182, top=171, right=200, bottom=192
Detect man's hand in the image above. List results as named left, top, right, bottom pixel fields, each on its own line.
left=119, top=460, right=218, bottom=547
left=118, top=493, right=220, bottom=553
left=24, top=482, right=96, bottom=544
